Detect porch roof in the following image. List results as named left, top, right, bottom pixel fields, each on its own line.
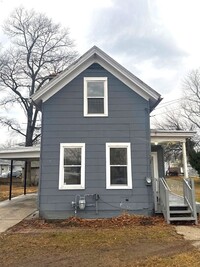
left=150, top=129, right=195, bottom=143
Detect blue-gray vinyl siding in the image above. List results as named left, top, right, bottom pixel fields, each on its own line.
left=39, top=64, right=153, bottom=219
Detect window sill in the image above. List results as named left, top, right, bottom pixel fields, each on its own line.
left=84, top=114, right=108, bottom=117
left=59, top=186, right=85, bottom=190
left=106, top=186, right=132, bottom=190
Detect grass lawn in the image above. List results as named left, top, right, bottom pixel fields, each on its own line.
left=0, top=216, right=200, bottom=267
left=0, top=183, right=37, bottom=201
left=194, top=178, right=200, bottom=202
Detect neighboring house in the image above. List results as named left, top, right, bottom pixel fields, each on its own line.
left=31, top=46, right=196, bottom=222
left=0, top=160, right=10, bottom=175
left=0, top=159, right=23, bottom=176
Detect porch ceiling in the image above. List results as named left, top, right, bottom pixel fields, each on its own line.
left=151, top=129, right=195, bottom=144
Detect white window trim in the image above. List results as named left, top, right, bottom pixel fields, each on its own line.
left=84, top=77, right=108, bottom=117
left=59, top=143, right=85, bottom=190
left=106, top=143, right=132, bottom=189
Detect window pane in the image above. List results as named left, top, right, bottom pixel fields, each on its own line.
left=64, top=167, right=81, bottom=185
left=110, top=148, right=127, bottom=165
left=87, top=81, right=104, bottom=97
left=111, top=166, right=127, bottom=185
left=88, top=98, right=104, bottom=114
left=64, top=148, right=81, bottom=165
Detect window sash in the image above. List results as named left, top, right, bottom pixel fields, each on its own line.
left=110, top=166, right=128, bottom=185
left=87, top=81, right=104, bottom=97
left=64, top=166, right=81, bottom=185
left=84, top=77, right=108, bottom=116
left=106, top=143, right=132, bottom=189
left=59, top=143, right=85, bottom=190
left=87, top=98, right=104, bottom=114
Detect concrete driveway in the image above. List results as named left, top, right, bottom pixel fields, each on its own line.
left=0, top=193, right=37, bottom=233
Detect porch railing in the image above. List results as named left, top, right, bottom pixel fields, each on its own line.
left=159, top=177, right=171, bottom=223
left=183, top=178, right=198, bottom=224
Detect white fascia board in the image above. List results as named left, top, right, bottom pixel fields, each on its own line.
left=31, top=54, right=95, bottom=104
left=151, top=130, right=195, bottom=144
left=0, top=147, right=40, bottom=159
left=0, top=151, right=40, bottom=159
left=151, top=137, right=187, bottom=143
left=31, top=46, right=161, bottom=104
left=96, top=56, right=150, bottom=101
left=151, top=130, right=195, bottom=138
left=41, top=58, right=95, bottom=103
left=95, top=51, right=161, bottom=101
left=31, top=47, right=97, bottom=102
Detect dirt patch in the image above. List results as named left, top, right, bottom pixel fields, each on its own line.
left=176, top=225, right=200, bottom=250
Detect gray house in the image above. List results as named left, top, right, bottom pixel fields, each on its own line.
left=31, top=46, right=196, bottom=222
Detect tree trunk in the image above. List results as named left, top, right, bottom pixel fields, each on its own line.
left=25, top=105, right=34, bottom=147
left=25, top=105, right=34, bottom=186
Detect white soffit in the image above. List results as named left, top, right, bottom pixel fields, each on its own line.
left=31, top=46, right=161, bottom=106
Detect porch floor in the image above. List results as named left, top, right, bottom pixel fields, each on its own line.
left=169, top=192, right=185, bottom=206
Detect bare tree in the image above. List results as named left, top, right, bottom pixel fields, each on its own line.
left=0, top=7, right=78, bottom=146
left=182, top=69, right=200, bottom=129
left=151, top=108, right=190, bottom=131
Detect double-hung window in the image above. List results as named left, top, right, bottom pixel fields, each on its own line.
left=59, top=143, right=85, bottom=190
left=84, top=77, right=108, bottom=116
left=106, top=143, right=132, bottom=189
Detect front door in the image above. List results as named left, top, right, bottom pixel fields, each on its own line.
left=151, top=152, right=159, bottom=211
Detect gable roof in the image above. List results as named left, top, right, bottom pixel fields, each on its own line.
left=31, top=46, right=162, bottom=111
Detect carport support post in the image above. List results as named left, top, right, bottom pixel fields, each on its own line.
left=9, top=160, right=13, bottom=200
left=182, top=141, right=188, bottom=179
left=24, top=161, right=28, bottom=195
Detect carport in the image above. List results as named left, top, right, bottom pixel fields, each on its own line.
left=0, top=146, right=40, bottom=200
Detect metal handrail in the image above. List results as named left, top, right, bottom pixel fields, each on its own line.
left=159, top=177, right=171, bottom=223
left=183, top=178, right=197, bottom=224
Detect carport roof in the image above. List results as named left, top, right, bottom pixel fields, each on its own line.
left=0, top=146, right=40, bottom=160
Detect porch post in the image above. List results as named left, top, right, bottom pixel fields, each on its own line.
left=182, top=141, right=188, bottom=179
left=9, top=160, right=13, bottom=200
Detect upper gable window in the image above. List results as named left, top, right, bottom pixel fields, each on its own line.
left=84, top=77, right=108, bottom=116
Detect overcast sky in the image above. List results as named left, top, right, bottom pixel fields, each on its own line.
left=0, top=0, right=200, bottom=144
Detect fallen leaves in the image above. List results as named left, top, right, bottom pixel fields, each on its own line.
left=8, top=213, right=166, bottom=233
